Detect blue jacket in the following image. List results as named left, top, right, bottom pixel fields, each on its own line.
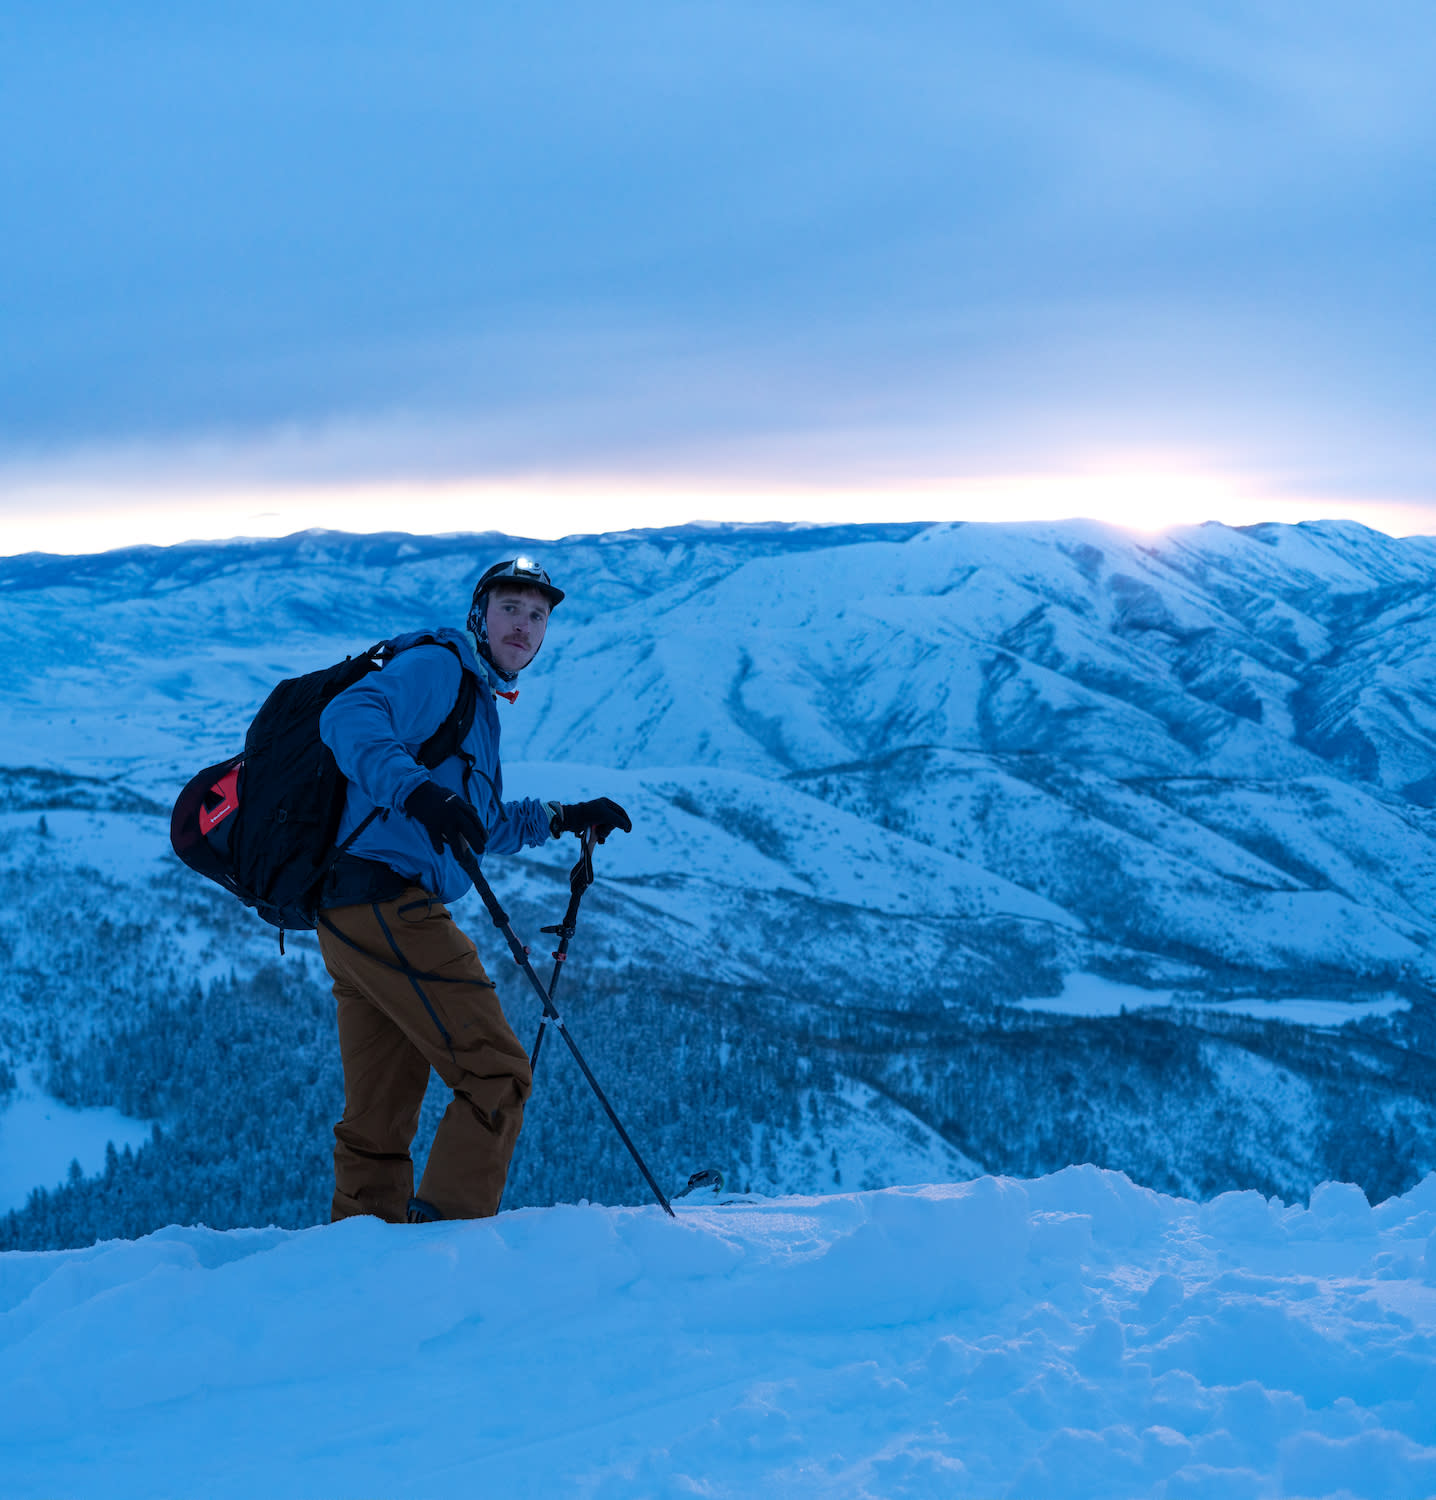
left=319, top=627, right=552, bottom=903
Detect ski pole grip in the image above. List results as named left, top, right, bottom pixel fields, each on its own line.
left=570, top=828, right=596, bottom=894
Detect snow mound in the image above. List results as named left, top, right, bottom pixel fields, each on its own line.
left=6, top=1169, right=1436, bottom=1497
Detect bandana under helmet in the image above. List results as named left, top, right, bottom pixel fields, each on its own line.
left=467, top=556, right=564, bottom=682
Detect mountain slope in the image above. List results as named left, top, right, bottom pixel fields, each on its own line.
left=2, top=517, right=1436, bottom=1238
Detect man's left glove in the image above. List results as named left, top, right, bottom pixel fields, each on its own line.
left=404, top=780, right=488, bottom=857
left=547, top=797, right=632, bottom=844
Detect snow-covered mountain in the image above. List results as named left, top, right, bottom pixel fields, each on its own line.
left=2, top=517, right=1435, bottom=1241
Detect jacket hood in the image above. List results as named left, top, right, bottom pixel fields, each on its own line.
left=387, top=627, right=510, bottom=697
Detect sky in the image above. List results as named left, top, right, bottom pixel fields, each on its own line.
left=3, top=1, right=1434, bottom=554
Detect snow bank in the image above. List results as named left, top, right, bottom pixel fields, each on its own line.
left=6, top=1169, right=1436, bottom=1498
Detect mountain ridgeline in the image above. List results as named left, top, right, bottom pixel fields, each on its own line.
left=2, top=517, right=1435, bottom=1248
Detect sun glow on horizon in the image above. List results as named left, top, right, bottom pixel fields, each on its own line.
left=3, top=468, right=1433, bottom=557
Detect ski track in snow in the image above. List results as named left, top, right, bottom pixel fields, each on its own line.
left=5, top=1168, right=1436, bottom=1499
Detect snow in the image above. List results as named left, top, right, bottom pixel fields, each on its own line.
left=767, top=1077, right=982, bottom=1192
left=7, top=522, right=1436, bottom=1491
left=1020, top=972, right=1176, bottom=1016
left=1203, top=995, right=1411, bottom=1028
left=0, top=809, right=170, bottom=884
left=7, top=520, right=1436, bottom=1012
left=1020, top=974, right=1410, bottom=1028
left=6, top=1169, right=1436, bottom=1498
left=503, top=760, right=1074, bottom=927
left=0, top=1070, right=152, bottom=1213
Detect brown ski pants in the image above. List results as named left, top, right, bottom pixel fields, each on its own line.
left=316, top=888, right=533, bottom=1223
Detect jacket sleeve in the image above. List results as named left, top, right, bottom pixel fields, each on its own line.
left=319, top=647, right=461, bottom=814
left=483, top=796, right=554, bottom=856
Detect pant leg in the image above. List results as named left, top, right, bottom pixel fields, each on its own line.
left=328, top=973, right=432, bottom=1223
left=317, top=889, right=533, bottom=1220
left=417, top=1083, right=526, bottom=1224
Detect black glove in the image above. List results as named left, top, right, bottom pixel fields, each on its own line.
left=548, top=797, right=632, bottom=844
left=403, top=780, right=487, bottom=857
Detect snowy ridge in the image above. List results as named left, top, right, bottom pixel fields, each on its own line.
left=5, top=1169, right=1436, bottom=1498
left=7, top=517, right=1436, bottom=1008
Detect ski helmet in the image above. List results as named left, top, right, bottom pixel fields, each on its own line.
left=467, top=555, right=564, bottom=681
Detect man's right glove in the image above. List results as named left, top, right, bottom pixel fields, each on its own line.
left=548, top=797, right=632, bottom=844
left=403, top=780, right=488, bottom=857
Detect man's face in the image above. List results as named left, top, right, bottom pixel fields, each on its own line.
left=484, top=586, right=550, bottom=674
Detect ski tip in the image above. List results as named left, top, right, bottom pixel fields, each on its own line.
left=675, top=1166, right=725, bottom=1200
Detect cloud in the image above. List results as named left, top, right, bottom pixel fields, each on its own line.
left=1, top=1, right=1433, bottom=512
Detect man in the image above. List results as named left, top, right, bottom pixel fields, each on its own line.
left=314, top=556, right=630, bottom=1224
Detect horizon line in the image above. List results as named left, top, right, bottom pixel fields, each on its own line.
left=5, top=510, right=1434, bottom=564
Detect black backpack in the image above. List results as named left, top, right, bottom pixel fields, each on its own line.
left=170, top=637, right=478, bottom=935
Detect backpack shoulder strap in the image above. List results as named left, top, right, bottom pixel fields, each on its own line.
left=416, top=639, right=480, bottom=770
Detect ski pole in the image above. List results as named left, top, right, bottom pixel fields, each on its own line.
left=455, top=841, right=675, bottom=1218
left=529, top=828, right=597, bottom=1076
